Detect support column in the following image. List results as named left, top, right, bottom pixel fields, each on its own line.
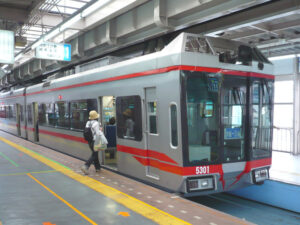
left=293, top=56, right=300, bottom=155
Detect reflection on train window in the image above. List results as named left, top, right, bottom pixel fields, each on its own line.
left=170, top=104, right=178, bottom=147
left=20, top=105, right=24, bottom=122
left=116, top=96, right=142, bottom=141
left=70, top=99, right=97, bottom=130
left=148, top=102, right=157, bottom=134
left=12, top=105, right=16, bottom=121
left=251, top=81, right=273, bottom=159
left=38, top=104, right=46, bottom=125
left=55, top=101, right=69, bottom=128
left=186, top=72, right=220, bottom=163
left=38, top=103, right=55, bottom=127
left=27, top=104, right=33, bottom=124
left=0, top=106, right=6, bottom=118
left=199, top=100, right=214, bottom=118
left=6, top=105, right=14, bottom=120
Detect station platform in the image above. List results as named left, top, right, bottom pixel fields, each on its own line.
left=229, top=151, right=300, bottom=213
left=0, top=131, right=251, bottom=225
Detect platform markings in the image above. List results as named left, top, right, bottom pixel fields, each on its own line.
left=180, top=210, right=187, bottom=214
left=156, top=200, right=163, bottom=204
left=0, top=151, right=19, bottom=167
left=118, top=212, right=130, bottom=217
left=0, top=170, right=57, bottom=177
left=27, top=173, right=97, bottom=225
left=193, top=216, right=202, bottom=220
left=210, top=223, right=218, bottom=225
left=147, top=196, right=152, bottom=199
left=137, top=192, right=142, bottom=195
left=168, top=205, right=174, bottom=208
left=128, top=188, right=134, bottom=191
left=171, top=195, right=180, bottom=199
left=0, top=137, right=191, bottom=225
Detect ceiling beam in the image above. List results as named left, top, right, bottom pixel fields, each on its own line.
left=0, top=6, right=29, bottom=23
left=186, top=0, right=300, bottom=36
left=224, top=19, right=300, bottom=40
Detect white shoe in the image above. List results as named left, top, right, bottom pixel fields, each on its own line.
left=81, top=165, right=89, bottom=175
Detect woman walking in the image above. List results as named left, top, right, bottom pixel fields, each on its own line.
left=81, top=110, right=102, bottom=175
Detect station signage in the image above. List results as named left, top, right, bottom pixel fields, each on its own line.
left=35, top=42, right=71, bottom=61
left=0, top=30, right=14, bottom=64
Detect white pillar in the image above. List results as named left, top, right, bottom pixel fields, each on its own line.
left=293, top=56, right=300, bottom=155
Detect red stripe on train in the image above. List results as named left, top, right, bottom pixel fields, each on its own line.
left=38, top=129, right=87, bottom=144
left=117, top=144, right=178, bottom=165
left=229, top=158, right=272, bottom=188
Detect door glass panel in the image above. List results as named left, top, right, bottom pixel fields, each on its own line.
left=223, top=78, right=246, bottom=162
left=148, top=102, right=157, bottom=134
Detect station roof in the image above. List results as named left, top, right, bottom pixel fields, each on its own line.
left=0, top=0, right=92, bottom=54
left=0, top=0, right=299, bottom=88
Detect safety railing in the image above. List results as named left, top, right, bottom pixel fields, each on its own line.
left=272, top=127, right=293, bottom=153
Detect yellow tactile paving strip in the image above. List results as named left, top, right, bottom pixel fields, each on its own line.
left=0, top=136, right=190, bottom=225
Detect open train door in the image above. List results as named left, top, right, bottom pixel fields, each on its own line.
left=144, top=87, right=160, bottom=179
left=99, top=96, right=117, bottom=170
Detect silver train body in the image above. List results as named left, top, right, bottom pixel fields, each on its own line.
left=0, top=33, right=274, bottom=196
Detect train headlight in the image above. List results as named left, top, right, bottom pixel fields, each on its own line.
left=253, top=168, right=269, bottom=184
left=187, top=176, right=214, bottom=192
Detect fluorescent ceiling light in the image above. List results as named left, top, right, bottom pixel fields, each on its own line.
left=268, top=54, right=296, bottom=61
left=82, top=0, right=111, bottom=17
left=1, top=64, right=8, bottom=69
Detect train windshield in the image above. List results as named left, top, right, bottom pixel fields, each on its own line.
left=184, top=71, right=273, bottom=165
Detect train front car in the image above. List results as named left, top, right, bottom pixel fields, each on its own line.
left=175, top=34, right=274, bottom=196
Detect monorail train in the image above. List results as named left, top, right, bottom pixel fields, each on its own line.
left=0, top=33, right=274, bottom=196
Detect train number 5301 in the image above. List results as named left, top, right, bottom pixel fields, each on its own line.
left=196, top=166, right=210, bottom=175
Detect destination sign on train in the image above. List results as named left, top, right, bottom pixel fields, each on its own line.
left=35, top=42, right=71, bottom=61
left=0, top=30, right=14, bottom=64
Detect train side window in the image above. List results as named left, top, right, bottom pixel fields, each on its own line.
left=7, top=105, right=13, bottom=119
left=116, top=96, right=142, bottom=141
left=27, top=104, right=33, bottom=124
left=70, top=99, right=97, bottom=131
left=170, top=104, right=178, bottom=147
left=38, top=104, right=47, bottom=126
left=54, top=101, right=70, bottom=129
left=38, top=103, right=55, bottom=127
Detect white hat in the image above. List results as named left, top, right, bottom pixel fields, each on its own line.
left=89, top=110, right=99, bottom=120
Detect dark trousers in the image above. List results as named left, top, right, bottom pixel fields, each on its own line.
left=85, top=141, right=101, bottom=170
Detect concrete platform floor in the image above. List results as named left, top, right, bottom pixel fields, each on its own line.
left=270, top=151, right=300, bottom=186
left=0, top=131, right=251, bottom=225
